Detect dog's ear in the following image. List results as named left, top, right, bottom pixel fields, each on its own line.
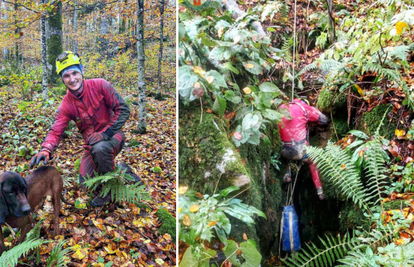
left=0, top=182, right=8, bottom=224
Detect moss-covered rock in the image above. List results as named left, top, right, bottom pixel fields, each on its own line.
left=358, top=104, right=396, bottom=140
left=157, top=208, right=176, bottom=240
left=316, top=89, right=347, bottom=114
left=179, top=102, right=285, bottom=261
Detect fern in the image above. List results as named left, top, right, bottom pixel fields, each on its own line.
left=296, top=59, right=343, bottom=77
left=0, top=221, right=47, bottom=267
left=83, top=168, right=150, bottom=205
left=308, top=143, right=372, bottom=213
left=261, top=1, right=282, bottom=22
left=46, top=240, right=72, bottom=267
left=284, top=232, right=361, bottom=267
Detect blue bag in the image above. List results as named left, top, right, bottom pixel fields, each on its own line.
left=281, top=205, right=301, bottom=252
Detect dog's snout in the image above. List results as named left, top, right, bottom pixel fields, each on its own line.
left=21, top=204, right=31, bottom=215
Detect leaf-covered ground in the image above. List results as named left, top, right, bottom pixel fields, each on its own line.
left=0, top=87, right=176, bottom=266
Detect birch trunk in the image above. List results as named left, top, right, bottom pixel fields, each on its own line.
left=136, top=0, right=146, bottom=134
left=41, top=0, right=49, bottom=100
left=157, top=0, right=165, bottom=92
left=73, top=0, right=78, bottom=53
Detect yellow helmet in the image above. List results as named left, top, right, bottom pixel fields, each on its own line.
left=56, top=51, right=82, bottom=75
left=300, top=98, right=310, bottom=106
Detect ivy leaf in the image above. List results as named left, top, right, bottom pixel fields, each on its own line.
left=259, top=82, right=279, bottom=93
left=240, top=242, right=262, bottom=267
left=243, top=61, right=262, bottom=75
left=206, top=70, right=228, bottom=89
left=210, top=46, right=232, bottom=60
left=213, top=94, right=227, bottom=116
left=225, top=90, right=241, bottom=104
left=262, top=109, right=283, bottom=121
left=223, top=240, right=241, bottom=266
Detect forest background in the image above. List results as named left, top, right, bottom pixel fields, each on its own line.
left=178, top=0, right=414, bottom=266
left=0, top=0, right=176, bottom=266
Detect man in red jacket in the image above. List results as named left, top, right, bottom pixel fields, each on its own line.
left=30, top=51, right=131, bottom=207
left=278, top=98, right=329, bottom=200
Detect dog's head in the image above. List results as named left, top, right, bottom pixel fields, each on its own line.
left=0, top=172, right=31, bottom=223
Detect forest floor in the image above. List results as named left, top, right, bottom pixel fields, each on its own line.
left=0, top=86, right=176, bottom=266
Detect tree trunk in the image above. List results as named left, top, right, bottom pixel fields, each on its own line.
left=73, top=0, right=78, bottom=53
left=136, top=0, right=146, bottom=134
left=41, top=0, right=49, bottom=100
left=157, top=0, right=165, bottom=92
left=14, top=0, right=21, bottom=69
left=2, top=2, right=10, bottom=61
left=98, top=1, right=109, bottom=59
left=47, top=0, right=63, bottom=84
left=326, top=0, right=335, bottom=43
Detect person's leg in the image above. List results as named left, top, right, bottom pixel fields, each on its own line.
left=303, top=158, right=324, bottom=200
left=89, top=132, right=125, bottom=207
left=79, top=148, right=96, bottom=188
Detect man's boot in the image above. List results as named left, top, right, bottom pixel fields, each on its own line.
left=316, top=187, right=325, bottom=200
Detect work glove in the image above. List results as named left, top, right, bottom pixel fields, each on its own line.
left=30, top=149, right=51, bottom=169
left=87, top=132, right=108, bottom=146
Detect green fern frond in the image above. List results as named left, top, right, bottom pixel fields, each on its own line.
left=84, top=168, right=149, bottom=205
left=282, top=37, right=292, bottom=62
left=100, top=181, right=149, bottom=205
left=46, top=240, right=72, bottom=267
left=363, top=140, right=389, bottom=210
left=308, top=143, right=372, bottom=213
left=296, top=59, right=343, bottom=77
left=284, top=232, right=360, bottom=267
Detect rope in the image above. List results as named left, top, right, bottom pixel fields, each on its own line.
left=286, top=162, right=302, bottom=207
left=291, top=0, right=298, bottom=102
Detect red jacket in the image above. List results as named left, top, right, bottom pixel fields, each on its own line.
left=42, top=79, right=130, bottom=153
left=278, top=99, right=328, bottom=143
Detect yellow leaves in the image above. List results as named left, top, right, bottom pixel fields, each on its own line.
left=104, top=243, right=118, bottom=254
left=208, top=221, right=217, bottom=227
left=395, top=129, right=406, bottom=139
left=193, top=66, right=206, bottom=78
left=183, top=214, right=191, bottom=226
left=189, top=204, right=199, bottom=212
left=395, top=21, right=408, bottom=35
left=178, top=186, right=188, bottom=195
left=218, top=26, right=224, bottom=38
left=243, top=87, right=252, bottom=94
left=353, top=84, right=363, bottom=96
left=72, top=245, right=89, bottom=260
left=206, top=76, right=215, bottom=84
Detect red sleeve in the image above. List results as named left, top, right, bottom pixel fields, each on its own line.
left=305, top=105, right=323, bottom=122
left=100, top=80, right=130, bottom=136
left=41, top=103, right=71, bottom=153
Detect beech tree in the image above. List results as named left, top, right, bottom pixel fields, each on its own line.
left=136, top=0, right=146, bottom=134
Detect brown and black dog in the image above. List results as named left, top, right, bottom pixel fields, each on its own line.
left=0, top=166, right=69, bottom=254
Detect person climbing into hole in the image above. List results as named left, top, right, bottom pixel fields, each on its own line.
left=278, top=97, right=330, bottom=200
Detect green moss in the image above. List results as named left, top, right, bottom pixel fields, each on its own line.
left=179, top=101, right=285, bottom=261
left=330, top=113, right=351, bottom=141
left=339, top=201, right=371, bottom=232
left=359, top=104, right=396, bottom=140
left=383, top=200, right=410, bottom=211
left=157, top=208, right=176, bottom=240
left=179, top=103, right=249, bottom=194
left=316, top=89, right=347, bottom=114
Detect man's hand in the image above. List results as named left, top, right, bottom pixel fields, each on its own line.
left=30, top=150, right=50, bottom=169
left=87, top=132, right=108, bottom=145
